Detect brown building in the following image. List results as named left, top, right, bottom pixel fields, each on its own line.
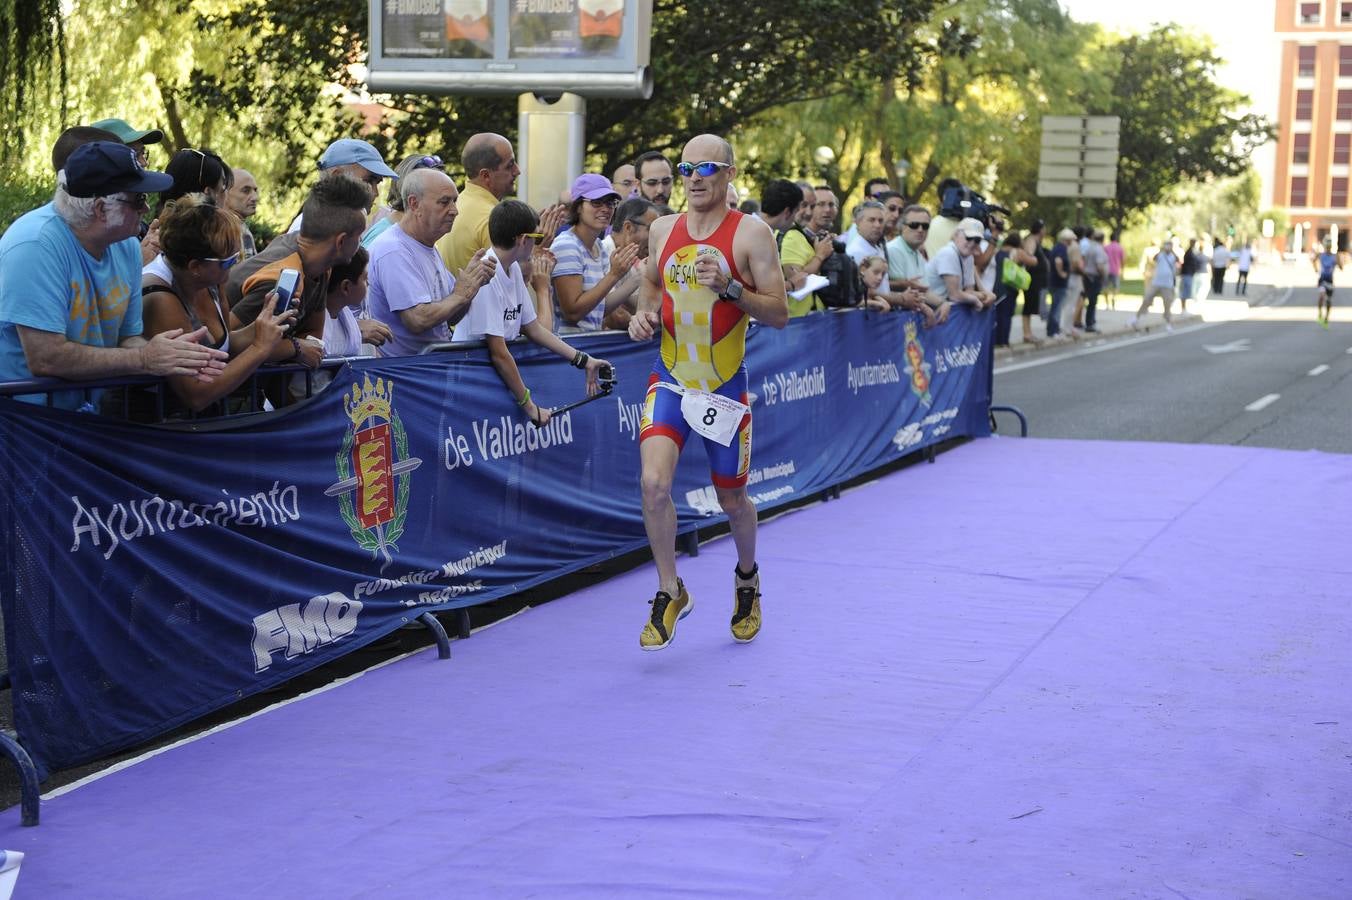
left=1274, top=0, right=1352, bottom=251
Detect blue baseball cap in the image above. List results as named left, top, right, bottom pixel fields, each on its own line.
left=318, top=139, right=398, bottom=178
left=64, top=141, right=174, bottom=198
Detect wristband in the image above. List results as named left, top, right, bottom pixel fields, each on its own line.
left=287, top=337, right=302, bottom=362
left=571, top=350, right=589, bottom=369
left=516, top=388, right=531, bottom=407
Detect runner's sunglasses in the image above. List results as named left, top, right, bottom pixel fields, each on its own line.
left=676, top=161, right=732, bottom=178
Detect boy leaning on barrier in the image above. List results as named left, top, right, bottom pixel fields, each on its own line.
left=451, top=200, right=611, bottom=426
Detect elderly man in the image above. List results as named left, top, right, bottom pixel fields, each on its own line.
left=633, top=150, right=674, bottom=206
left=0, top=141, right=227, bottom=409
left=611, top=163, right=637, bottom=198
left=225, top=168, right=261, bottom=258
left=437, top=132, right=521, bottom=273
left=628, top=133, right=788, bottom=651
left=926, top=217, right=995, bottom=310
left=844, top=199, right=888, bottom=266
left=794, top=181, right=818, bottom=233
left=368, top=168, right=494, bottom=356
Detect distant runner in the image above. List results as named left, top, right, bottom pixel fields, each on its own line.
left=1314, top=241, right=1341, bottom=328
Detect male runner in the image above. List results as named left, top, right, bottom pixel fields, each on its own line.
left=628, top=134, right=789, bottom=651
left=1314, top=240, right=1341, bottom=328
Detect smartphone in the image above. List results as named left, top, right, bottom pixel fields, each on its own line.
left=274, top=268, right=301, bottom=315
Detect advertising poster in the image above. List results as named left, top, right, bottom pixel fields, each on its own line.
left=510, top=0, right=625, bottom=59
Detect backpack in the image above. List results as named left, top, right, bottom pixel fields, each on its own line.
left=1000, top=256, right=1031, bottom=291
left=816, top=246, right=866, bottom=308
left=775, top=225, right=865, bottom=309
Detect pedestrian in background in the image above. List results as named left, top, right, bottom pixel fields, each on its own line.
left=1210, top=237, right=1230, bottom=296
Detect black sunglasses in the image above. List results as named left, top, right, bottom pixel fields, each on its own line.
left=904, top=221, right=930, bottom=230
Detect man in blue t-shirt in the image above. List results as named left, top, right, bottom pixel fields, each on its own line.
left=1314, top=241, right=1341, bottom=327
left=0, top=141, right=228, bottom=409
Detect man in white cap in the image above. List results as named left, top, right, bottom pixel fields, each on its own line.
left=0, top=141, right=228, bottom=410
left=925, top=217, right=995, bottom=310
left=1132, top=238, right=1178, bottom=332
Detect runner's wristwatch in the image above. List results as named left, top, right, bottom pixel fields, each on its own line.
left=718, top=278, right=744, bottom=303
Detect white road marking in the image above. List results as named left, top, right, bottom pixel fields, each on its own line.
left=1245, top=393, right=1281, bottom=412
left=995, top=286, right=1293, bottom=376
left=1309, top=364, right=1330, bottom=376
left=1204, top=338, right=1251, bottom=354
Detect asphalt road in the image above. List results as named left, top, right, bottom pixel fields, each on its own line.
left=993, top=283, right=1352, bottom=453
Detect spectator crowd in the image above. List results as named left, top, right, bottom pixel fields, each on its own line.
left=0, top=116, right=1275, bottom=419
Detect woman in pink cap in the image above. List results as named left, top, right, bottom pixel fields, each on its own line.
left=551, top=173, right=640, bottom=331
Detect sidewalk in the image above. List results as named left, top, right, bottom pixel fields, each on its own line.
left=994, top=282, right=1275, bottom=363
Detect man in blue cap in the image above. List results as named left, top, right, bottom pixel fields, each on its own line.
left=289, top=138, right=399, bottom=233
left=0, top=141, right=228, bottom=410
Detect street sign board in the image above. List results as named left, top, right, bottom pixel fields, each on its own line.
left=1037, top=115, right=1121, bottom=199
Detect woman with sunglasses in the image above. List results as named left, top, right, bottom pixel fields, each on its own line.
left=552, top=173, right=640, bottom=331
left=140, top=194, right=295, bottom=415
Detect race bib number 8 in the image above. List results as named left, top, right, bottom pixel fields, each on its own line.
left=680, top=389, right=748, bottom=447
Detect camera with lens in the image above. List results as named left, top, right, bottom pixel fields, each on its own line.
left=939, top=180, right=1010, bottom=228
left=831, top=237, right=848, bottom=254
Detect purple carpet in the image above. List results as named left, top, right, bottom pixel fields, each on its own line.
left=4, top=437, right=1349, bottom=898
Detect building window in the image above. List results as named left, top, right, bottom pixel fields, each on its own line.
left=1339, top=90, right=1352, bottom=120
left=1297, top=89, right=1314, bottom=120
left=1333, top=178, right=1349, bottom=207
left=1341, top=46, right=1352, bottom=77
left=1301, top=2, right=1323, bottom=24
left=1336, top=134, right=1351, bottom=165
left=1295, top=133, right=1312, bottom=165
left=1292, top=177, right=1309, bottom=207
left=1343, top=3, right=1352, bottom=24
left=1301, top=46, right=1317, bottom=77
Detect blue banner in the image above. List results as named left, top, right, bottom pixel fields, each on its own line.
left=0, top=307, right=991, bottom=775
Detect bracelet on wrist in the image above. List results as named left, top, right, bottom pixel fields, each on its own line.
left=287, top=337, right=302, bottom=362
left=571, top=350, right=589, bottom=369
left=516, top=387, right=531, bottom=408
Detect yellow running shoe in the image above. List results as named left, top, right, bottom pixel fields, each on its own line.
left=731, top=565, right=761, bottom=643
left=640, top=580, right=692, bottom=651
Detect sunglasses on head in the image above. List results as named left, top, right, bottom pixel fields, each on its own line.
left=676, top=160, right=731, bottom=178
left=414, top=155, right=443, bottom=170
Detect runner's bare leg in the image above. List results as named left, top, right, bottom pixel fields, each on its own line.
left=716, top=486, right=757, bottom=573
left=640, top=435, right=683, bottom=595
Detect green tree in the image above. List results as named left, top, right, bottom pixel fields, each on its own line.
left=0, top=0, right=65, bottom=163
left=1097, top=25, right=1274, bottom=232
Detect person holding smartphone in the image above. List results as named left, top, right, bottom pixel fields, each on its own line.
left=141, top=194, right=295, bottom=416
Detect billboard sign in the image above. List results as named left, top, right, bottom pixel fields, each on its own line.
left=369, top=0, right=652, bottom=97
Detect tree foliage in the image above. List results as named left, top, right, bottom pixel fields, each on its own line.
left=2, top=2, right=1274, bottom=242
left=1097, top=25, right=1274, bottom=231
left=1, top=0, right=65, bottom=162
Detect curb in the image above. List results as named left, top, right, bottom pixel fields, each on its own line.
left=992, top=284, right=1280, bottom=364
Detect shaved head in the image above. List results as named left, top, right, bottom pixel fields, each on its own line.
left=683, top=133, right=734, bottom=166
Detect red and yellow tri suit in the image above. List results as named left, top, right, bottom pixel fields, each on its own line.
left=639, top=210, right=755, bottom=488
